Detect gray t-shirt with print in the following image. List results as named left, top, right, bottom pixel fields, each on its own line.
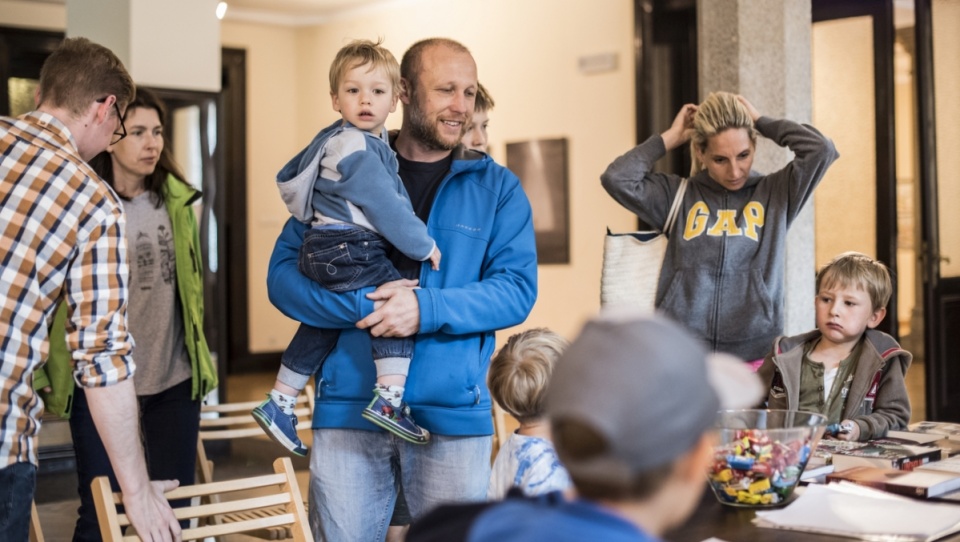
left=124, top=192, right=191, bottom=396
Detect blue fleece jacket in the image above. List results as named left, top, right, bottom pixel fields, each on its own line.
left=268, top=144, right=538, bottom=436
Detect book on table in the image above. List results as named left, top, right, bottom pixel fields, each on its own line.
left=887, top=429, right=950, bottom=445
left=826, top=465, right=960, bottom=498
left=917, top=454, right=960, bottom=475
left=816, top=437, right=942, bottom=471
left=906, top=421, right=960, bottom=442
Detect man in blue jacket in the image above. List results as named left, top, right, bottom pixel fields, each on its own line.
left=267, top=37, right=538, bottom=541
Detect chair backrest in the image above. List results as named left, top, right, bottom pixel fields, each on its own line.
left=91, top=457, right=312, bottom=542
left=196, top=385, right=315, bottom=485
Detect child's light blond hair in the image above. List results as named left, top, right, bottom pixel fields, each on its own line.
left=816, top=251, right=893, bottom=311
left=475, top=82, right=495, bottom=113
left=488, top=328, right=568, bottom=424
left=329, top=38, right=401, bottom=94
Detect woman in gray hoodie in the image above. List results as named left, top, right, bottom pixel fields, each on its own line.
left=601, top=92, right=839, bottom=363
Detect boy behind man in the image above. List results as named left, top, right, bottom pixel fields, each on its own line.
left=464, top=82, right=494, bottom=153
left=409, top=313, right=764, bottom=542
left=758, top=252, right=912, bottom=441
left=254, top=39, right=441, bottom=454
left=487, top=328, right=572, bottom=499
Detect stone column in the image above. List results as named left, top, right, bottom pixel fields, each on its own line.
left=67, top=0, right=221, bottom=92
left=698, top=0, right=815, bottom=335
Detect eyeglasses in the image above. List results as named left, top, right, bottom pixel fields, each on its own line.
left=96, top=96, right=127, bottom=144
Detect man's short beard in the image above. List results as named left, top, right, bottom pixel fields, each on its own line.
left=406, top=88, right=462, bottom=152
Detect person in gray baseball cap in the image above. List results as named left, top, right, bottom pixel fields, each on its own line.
left=407, top=310, right=764, bottom=542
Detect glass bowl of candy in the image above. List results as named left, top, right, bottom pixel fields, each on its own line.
left=708, top=409, right=827, bottom=507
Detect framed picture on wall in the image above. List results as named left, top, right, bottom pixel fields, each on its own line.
left=506, top=137, right=570, bottom=264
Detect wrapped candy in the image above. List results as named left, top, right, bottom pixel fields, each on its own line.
left=708, top=428, right=815, bottom=507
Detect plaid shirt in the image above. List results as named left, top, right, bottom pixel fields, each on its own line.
left=1, top=111, right=134, bottom=467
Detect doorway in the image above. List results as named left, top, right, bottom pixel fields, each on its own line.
left=0, top=29, right=253, bottom=402
left=812, top=0, right=960, bottom=422
left=632, top=0, right=959, bottom=421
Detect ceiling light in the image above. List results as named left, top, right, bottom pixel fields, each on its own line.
left=216, top=2, right=228, bottom=20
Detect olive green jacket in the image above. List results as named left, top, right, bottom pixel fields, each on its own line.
left=35, top=174, right=218, bottom=417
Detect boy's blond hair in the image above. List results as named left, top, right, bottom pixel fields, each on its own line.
left=488, top=328, right=568, bottom=424
left=329, top=38, right=401, bottom=94
left=816, top=251, right=893, bottom=311
left=475, top=82, right=495, bottom=113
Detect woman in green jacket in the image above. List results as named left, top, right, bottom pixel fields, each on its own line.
left=43, top=87, right=217, bottom=541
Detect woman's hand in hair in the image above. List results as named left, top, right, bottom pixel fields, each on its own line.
left=661, top=103, right=698, bottom=151
left=735, top=95, right=761, bottom=122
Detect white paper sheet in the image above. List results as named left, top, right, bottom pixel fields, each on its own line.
left=753, top=482, right=960, bottom=542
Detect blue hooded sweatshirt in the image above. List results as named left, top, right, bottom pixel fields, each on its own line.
left=268, top=143, right=538, bottom=436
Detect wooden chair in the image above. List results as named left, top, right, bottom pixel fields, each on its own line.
left=29, top=500, right=44, bottom=542
left=91, top=457, right=310, bottom=542
left=195, top=385, right=314, bottom=540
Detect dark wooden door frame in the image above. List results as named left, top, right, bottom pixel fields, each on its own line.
left=915, top=0, right=960, bottom=422
left=0, top=27, right=270, bottom=391
left=0, top=26, right=62, bottom=116
left=633, top=0, right=698, bottom=230
left=218, top=47, right=284, bottom=379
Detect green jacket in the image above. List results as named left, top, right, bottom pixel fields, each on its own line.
left=35, top=174, right=218, bottom=418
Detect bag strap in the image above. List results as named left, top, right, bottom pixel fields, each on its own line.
left=663, top=177, right=689, bottom=234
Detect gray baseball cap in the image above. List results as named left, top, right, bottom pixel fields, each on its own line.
left=545, top=310, right=765, bottom=489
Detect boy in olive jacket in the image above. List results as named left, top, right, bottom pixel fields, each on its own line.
left=758, top=252, right=911, bottom=441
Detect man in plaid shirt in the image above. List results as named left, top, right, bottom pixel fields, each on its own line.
left=0, top=37, right=180, bottom=541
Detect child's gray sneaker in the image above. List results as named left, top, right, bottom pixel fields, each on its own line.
left=361, top=391, right=431, bottom=445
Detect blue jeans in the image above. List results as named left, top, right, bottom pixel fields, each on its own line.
left=284, top=226, right=414, bottom=377
left=309, top=429, right=491, bottom=541
left=0, top=462, right=36, bottom=542
left=69, top=378, right=200, bottom=542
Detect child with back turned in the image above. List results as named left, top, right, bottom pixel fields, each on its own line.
left=407, top=313, right=765, bottom=542
left=758, top=252, right=912, bottom=441
left=254, top=38, right=441, bottom=455
left=487, top=328, right=572, bottom=499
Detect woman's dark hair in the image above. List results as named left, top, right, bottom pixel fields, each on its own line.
left=88, top=87, right=189, bottom=208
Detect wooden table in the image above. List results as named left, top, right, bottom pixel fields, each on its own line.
left=666, top=488, right=960, bottom=542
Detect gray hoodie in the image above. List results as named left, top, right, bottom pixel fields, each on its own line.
left=601, top=117, right=839, bottom=360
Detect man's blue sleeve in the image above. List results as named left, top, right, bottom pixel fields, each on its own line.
left=267, top=218, right=376, bottom=328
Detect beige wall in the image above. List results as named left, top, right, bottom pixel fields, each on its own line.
left=933, top=0, right=960, bottom=279
left=0, top=0, right=65, bottom=30
left=220, top=21, right=305, bottom=352
left=0, top=0, right=662, bottom=350
left=230, top=0, right=639, bottom=350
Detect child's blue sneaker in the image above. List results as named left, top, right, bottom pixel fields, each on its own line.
left=361, top=391, right=431, bottom=445
left=252, top=396, right=308, bottom=457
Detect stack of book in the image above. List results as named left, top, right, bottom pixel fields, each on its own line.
left=826, top=465, right=960, bottom=499
left=888, top=421, right=960, bottom=456
left=814, top=436, right=942, bottom=472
